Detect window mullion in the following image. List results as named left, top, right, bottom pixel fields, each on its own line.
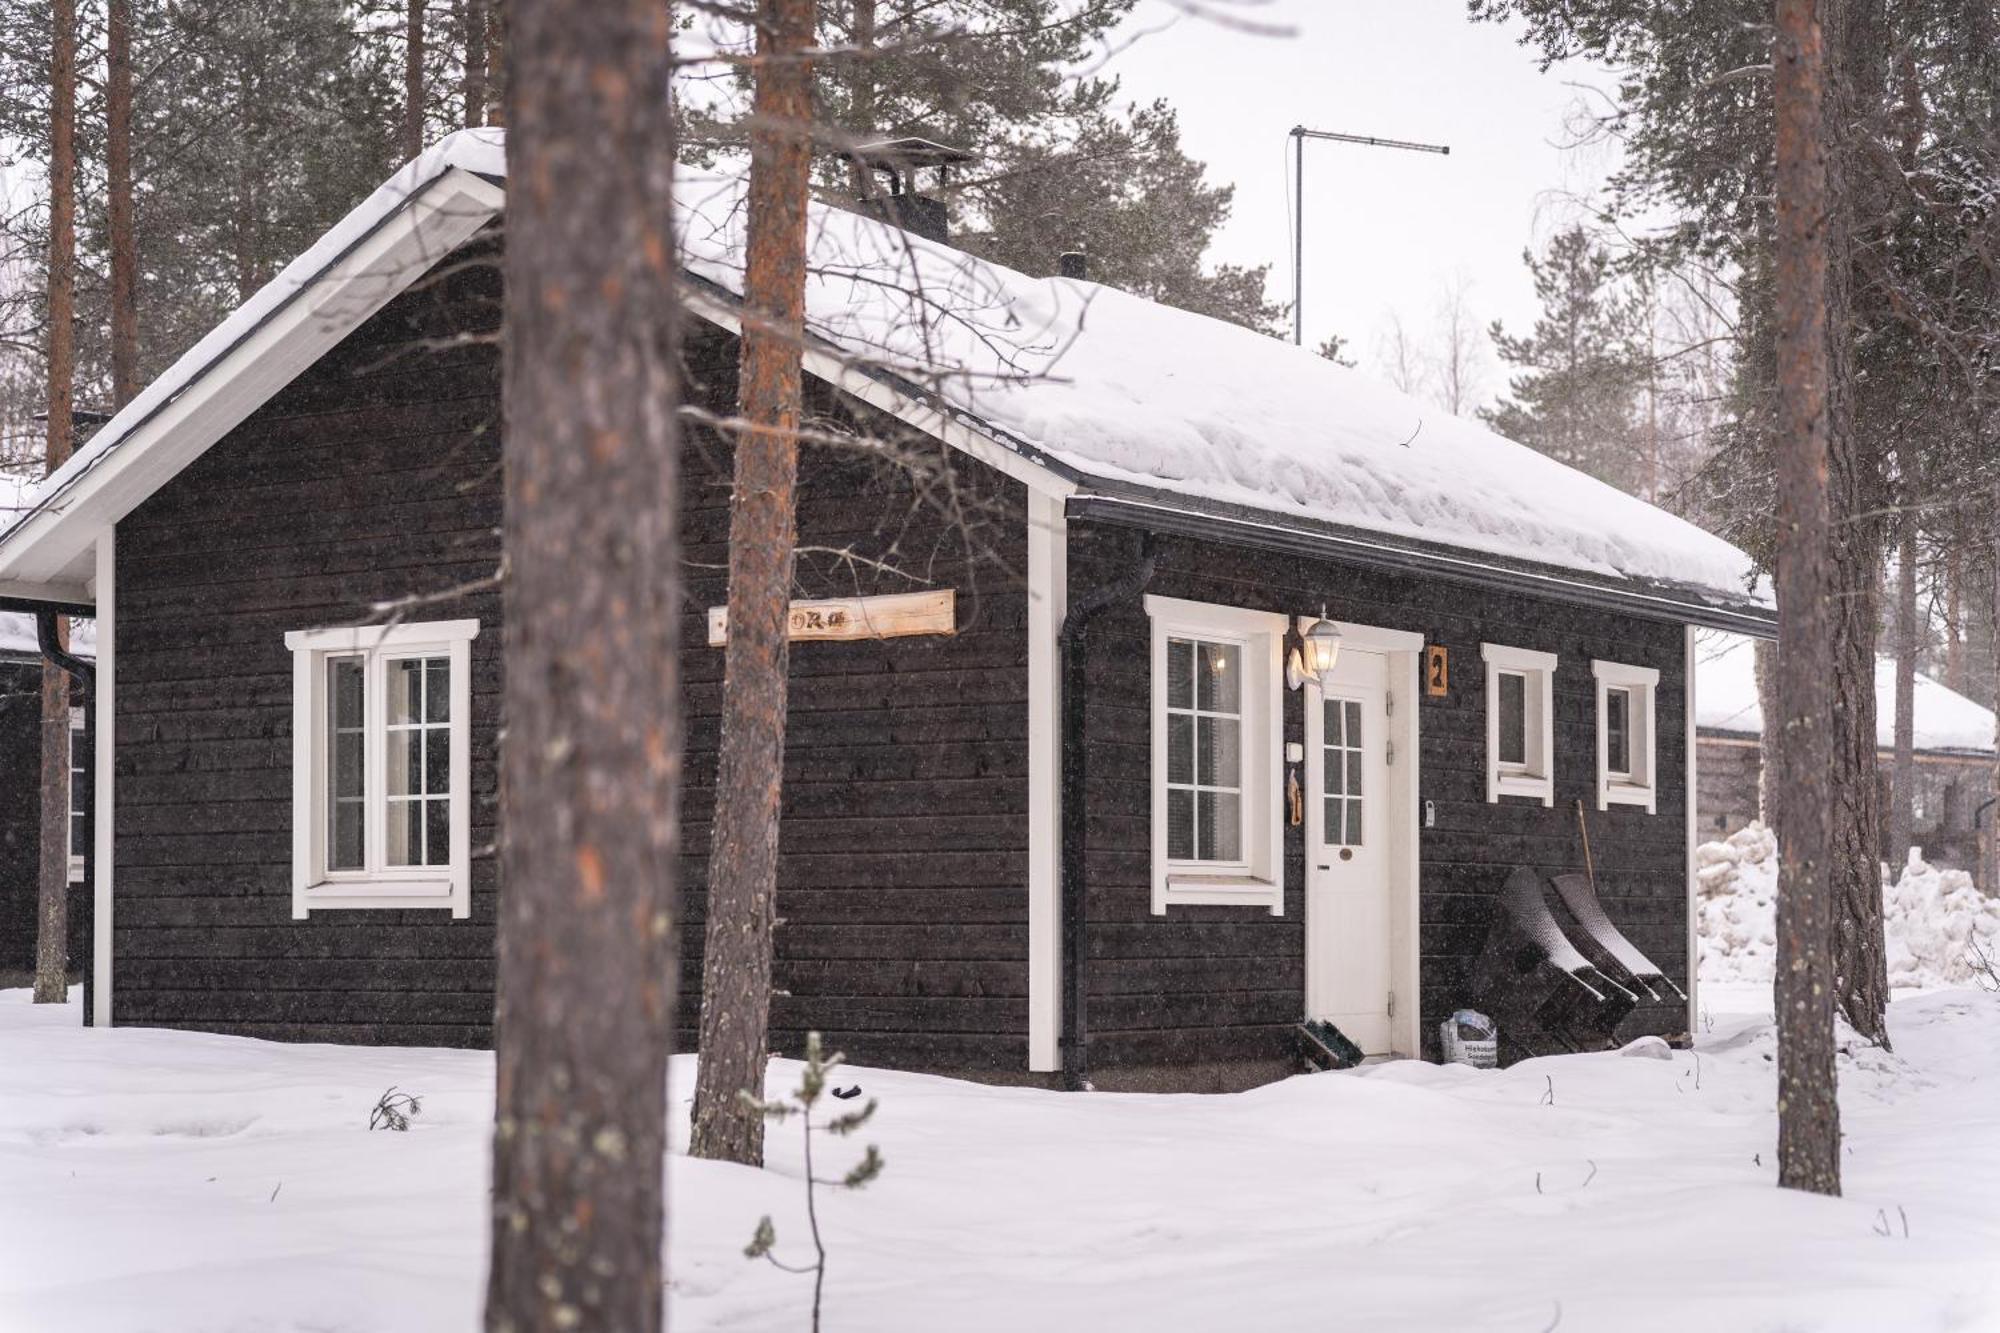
left=366, top=650, right=385, bottom=877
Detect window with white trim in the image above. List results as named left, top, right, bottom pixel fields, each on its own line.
left=1146, top=595, right=1285, bottom=914
left=1592, top=660, right=1659, bottom=812
left=286, top=620, right=478, bottom=917
left=67, top=705, right=85, bottom=884
left=1481, top=643, right=1557, bottom=806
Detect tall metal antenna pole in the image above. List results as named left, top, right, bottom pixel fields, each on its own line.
left=1290, top=126, right=1451, bottom=347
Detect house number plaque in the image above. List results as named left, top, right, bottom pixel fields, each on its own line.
left=1425, top=644, right=1449, bottom=697
left=707, top=589, right=957, bottom=647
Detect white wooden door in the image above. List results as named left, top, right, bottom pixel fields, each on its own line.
left=1306, top=647, right=1394, bottom=1054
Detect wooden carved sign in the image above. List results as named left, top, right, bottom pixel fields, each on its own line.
left=1425, top=644, right=1449, bottom=697
left=706, top=589, right=956, bottom=647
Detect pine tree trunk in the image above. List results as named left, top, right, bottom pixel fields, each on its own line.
left=34, top=0, right=79, bottom=1008
left=687, top=0, right=815, bottom=1169
left=1889, top=508, right=1917, bottom=869
left=1771, top=0, right=1842, bottom=1198
left=848, top=0, right=876, bottom=194
left=1755, top=636, right=1779, bottom=828
left=1991, top=482, right=2000, bottom=897
left=462, top=0, right=488, bottom=128
left=405, top=0, right=426, bottom=158
left=486, top=0, right=506, bottom=127
left=1824, top=0, right=1889, bottom=1048
left=1944, top=543, right=1964, bottom=692
left=483, top=1, right=680, bottom=1328
left=107, top=0, right=137, bottom=406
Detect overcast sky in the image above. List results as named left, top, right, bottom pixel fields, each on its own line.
left=1103, top=0, right=1620, bottom=406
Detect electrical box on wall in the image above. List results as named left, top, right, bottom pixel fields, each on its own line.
left=1424, top=800, right=1436, bottom=828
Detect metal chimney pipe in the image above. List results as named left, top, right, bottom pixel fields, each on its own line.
left=1058, top=251, right=1088, bottom=281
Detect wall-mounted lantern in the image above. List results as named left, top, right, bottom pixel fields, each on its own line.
left=1287, top=609, right=1343, bottom=691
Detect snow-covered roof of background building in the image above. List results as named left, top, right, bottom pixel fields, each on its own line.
left=0, top=130, right=1768, bottom=627
left=1697, top=631, right=1995, bottom=755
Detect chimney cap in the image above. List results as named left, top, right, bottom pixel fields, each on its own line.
left=851, top=137, right=976, bottom=174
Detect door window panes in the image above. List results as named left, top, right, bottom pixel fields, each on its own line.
left=1323, top=696, right=1365, bottom=848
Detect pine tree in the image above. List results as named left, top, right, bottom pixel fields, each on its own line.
left=484, top=0, right=681, bottom=1325
left=1481, top=227, right=1644, bottom=491
left=690, top=2, right=1282, bottom=332
left=1771, top=0, right=1842, bottom=1197
left=1465, top=0, right=2000, bottom=1047
left=690, top=0, right=815, bottom=1171
left=33, top=0, right=78, bottom=1008
left=955, top=99, right=1284, bottom=333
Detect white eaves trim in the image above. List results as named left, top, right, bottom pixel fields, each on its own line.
left=0, top=160, right=506, bottom=597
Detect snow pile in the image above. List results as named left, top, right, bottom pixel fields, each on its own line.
left=5, top=986, right=2000, bottom=1331
left=1697, top=823, right=1780, bottom=983
left=1696, top=630, right=1996, bottom=754
left=1885, top=850, right=2000, bottom=988
left=1699, top=824, right=2000, bottom=989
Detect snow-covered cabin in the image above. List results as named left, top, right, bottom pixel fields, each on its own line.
left=0, top=131, right=1773, bottom=1084
left=1696, top=632, right=1995, bottom=869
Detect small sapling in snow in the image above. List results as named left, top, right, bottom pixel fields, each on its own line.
left=368, top=1087, right=422, bottom=1131
left=742, top=1032, right=885, bottom=1333
left=1969, top=939, right=1998, bottom=992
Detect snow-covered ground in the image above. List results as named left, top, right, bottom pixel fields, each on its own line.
left=3, top=984, right=1999, bottom=1332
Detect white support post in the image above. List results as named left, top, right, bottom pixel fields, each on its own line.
left=92, top=529, right=114, bottom=1026
left=1025, top=490, right=1067, bottom=1073
left=1684, top=623, right=1699, bottom=1035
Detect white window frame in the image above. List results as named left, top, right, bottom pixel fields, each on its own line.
left=1146, top=595, right=1286, bottom=915
left=67, top=705, right=85, bottom=884
left=285, top=619, right=478, bottom=918
left=1592, top=659, right=1660, bottom=813
left=1481, top=642, right=1557, bottom=806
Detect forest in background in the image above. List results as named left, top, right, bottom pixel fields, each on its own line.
left=0, top=0, right=1994, bottom=724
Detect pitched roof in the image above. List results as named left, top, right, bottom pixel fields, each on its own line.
left=1697, top=631, right=1995, bottom=755
left=0, top=130, right=1771, bottom=631
left=678, top=169, right=1769, bottom=624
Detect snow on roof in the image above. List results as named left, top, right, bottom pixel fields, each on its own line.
left=1696, top=631, right=1995, bottom=755
left=7, top=128, right=1766, bottom=616
left=674, top=170, right=1767, bottom=608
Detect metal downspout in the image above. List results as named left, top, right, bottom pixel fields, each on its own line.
left=1058, top=534, right=1156, bottom=1091
left=36, top=608, right=93, bottom=688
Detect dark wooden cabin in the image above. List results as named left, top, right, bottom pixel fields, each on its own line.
left=0, top=132, right=1774, bottom=1088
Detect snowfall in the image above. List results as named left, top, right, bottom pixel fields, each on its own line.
left=0, top=849, right=1996, bottom=1332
